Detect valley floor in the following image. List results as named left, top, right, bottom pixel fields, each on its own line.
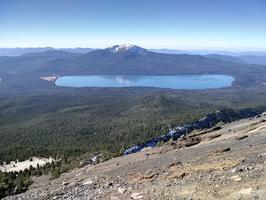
left=4, top=114, right=266, bottom=200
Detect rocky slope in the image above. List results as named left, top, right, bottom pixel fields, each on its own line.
left=4, top=114, right=266, bottom=200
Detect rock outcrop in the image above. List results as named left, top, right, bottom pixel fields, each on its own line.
left=123, top=108, right=262, bottom=155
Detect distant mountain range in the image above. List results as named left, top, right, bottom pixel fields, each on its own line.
left=150, top=49, right=266, bottom=56
left=29, top=45, right=252, bottom=75
left=151, top=50, right=266, bottom=65
left=1, top=46, right=266, bottom=65
left=0, top=47, right=94, bottom=56
left=0, top=44, right=265, bottom=89
left=203, top=54, right=266, bottom=65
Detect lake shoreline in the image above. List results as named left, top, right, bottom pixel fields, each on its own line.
left=55, top=74, right=234, bottom=89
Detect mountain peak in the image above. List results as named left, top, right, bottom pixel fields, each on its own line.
left=109, top=44, right=134, bottom=52
left=106, top=44, right=148, bottom=55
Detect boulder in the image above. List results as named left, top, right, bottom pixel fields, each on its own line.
left=131, top=192, right=143, bottom=199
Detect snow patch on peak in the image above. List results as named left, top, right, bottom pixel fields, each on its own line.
left=106, top=44, right=148, bottom=55
left=108, top=44, right=134, bottom=52
left=117, top=44, right=134, bottom=51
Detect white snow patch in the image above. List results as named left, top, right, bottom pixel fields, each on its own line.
left=0, top=157, right=54, bottom=172
left=108, top=44, right=134, bottom=52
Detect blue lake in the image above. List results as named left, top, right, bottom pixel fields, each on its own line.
left=55, top=75, right=234, bottom=89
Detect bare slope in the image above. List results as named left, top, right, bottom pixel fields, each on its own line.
left=5, top=114, right=266, bottom=200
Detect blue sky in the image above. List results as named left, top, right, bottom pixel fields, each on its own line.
left=0, top=0, right=266, bottom=50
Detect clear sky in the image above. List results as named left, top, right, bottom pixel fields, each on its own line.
left=0, top=0, right=266, bottom=50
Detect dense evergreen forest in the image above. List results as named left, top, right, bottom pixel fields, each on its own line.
left=1, top=87, right=266, bottom=164
left=0, top=88, right=210, bottom=164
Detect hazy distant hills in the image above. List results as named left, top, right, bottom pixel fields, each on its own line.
left=150, top=49, right=266, bottom=56
left=203, top=54, right=266, bottom=65
left=239, top=55, right=266, bottom=65
left=204, top=54, right=245, bottom=64
left=152, top=50, right=266, bottom=65
left=0, top=47, right=94, bottom=56
left=1, top=46, right=266, bottom=65
left=36, top=45, right=263, bottom=77
left=21, top=50, right=81, bottom=59
left=37, top=45, right=235, bottom=74
left=0, top=45, right=261, bottom=75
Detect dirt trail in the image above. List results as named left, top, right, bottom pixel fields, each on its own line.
left=5, top=115, right=266, bottom=200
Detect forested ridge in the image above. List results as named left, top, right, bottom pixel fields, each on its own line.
left=1, top=87, right=266, bottom=164
left=0, top=89, right=212, bottom=164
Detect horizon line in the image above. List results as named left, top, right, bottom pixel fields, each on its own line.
left=0, top=46, right=266, bottom=52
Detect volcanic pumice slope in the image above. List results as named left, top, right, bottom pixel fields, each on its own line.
left=5, top=113, right=266, bottom=200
